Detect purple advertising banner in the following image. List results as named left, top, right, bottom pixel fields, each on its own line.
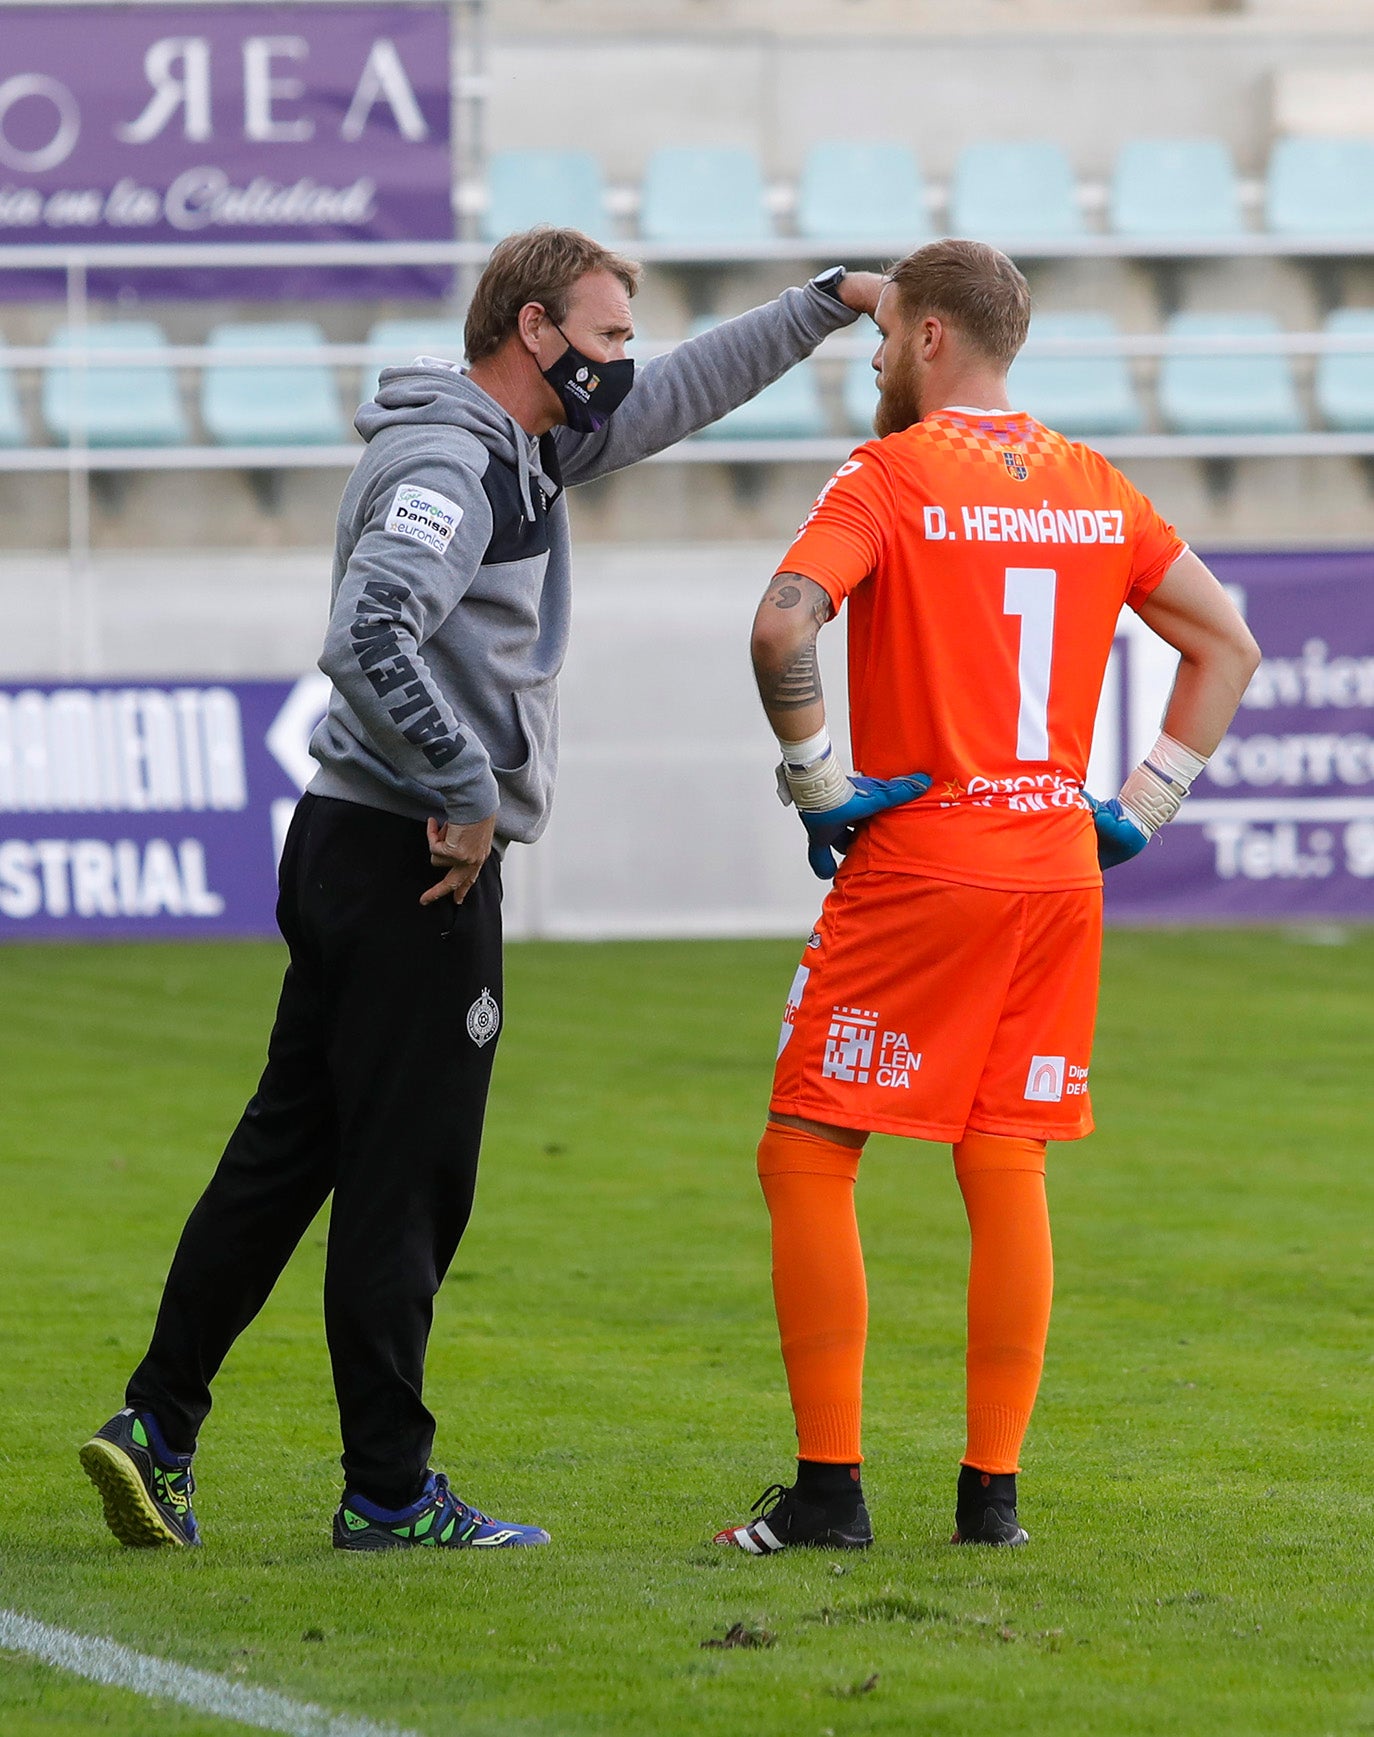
left=0, top=6, right=452, bottom=299
left=1102, top=548, right=1374, bottom=923
left=0, top=674, right=329, bottom=939
left=2, top=550, right=1373, bottom=941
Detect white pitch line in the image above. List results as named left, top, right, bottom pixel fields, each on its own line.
left=0, top=1608, right=423, bottom=1737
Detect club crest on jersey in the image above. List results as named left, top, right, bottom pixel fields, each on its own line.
left=1002, top=449, right=1029, bottom=481
left=466, top=988, right=501, bottom=1048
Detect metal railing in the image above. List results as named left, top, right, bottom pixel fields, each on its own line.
left=5, top=236, right=1374, bottom=644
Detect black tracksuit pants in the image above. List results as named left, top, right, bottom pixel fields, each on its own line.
left=126, top=794, right=504, bottom=1507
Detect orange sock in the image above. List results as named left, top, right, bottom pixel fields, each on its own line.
left=954, top=1131, right=1053, bottom=1474
left=756, top=1123, right=866, bottom=1464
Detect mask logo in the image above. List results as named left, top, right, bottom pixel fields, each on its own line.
left=541, top=317, right=634, bottom=434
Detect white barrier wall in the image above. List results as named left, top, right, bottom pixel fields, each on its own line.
left=0, top=543, right=851, bottom=940
left=500, top=543, right=851, bottom=939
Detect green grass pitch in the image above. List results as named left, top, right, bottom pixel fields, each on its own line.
left=0, top=930, right=1371, bottom=1736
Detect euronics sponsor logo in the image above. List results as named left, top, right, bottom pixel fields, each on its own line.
left=0, top=687, right=246, bottom=815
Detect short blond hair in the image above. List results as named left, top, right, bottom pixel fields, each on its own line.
left=465, top=226, right=641, bottom=362
left=886, top=238, right=1031, bottom=369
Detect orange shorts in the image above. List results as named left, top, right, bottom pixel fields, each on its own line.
left=770, top=871, right=1102, bottom=1142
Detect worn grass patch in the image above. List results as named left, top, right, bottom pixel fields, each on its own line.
left=0, top=931, right=1371, bottom=1735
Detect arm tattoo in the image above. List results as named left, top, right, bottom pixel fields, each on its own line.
left=753, top=574, right=834, bottom=715
left=760, top=573, right=833, bottom=623
left=769, top=639, right=823, bottom=711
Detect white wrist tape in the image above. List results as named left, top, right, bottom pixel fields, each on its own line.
left=776, top=725, right=850, bottom=812
left=1117, top=731, right=1210, bottom=838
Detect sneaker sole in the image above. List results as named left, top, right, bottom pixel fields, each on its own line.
left=79, top=1438, right=189, bottom=1549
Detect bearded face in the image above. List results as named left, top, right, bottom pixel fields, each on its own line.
left=873, top=326, right=926, bottom=438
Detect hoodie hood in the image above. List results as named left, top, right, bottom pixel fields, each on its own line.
left=357, top=363, right=549, bottom=523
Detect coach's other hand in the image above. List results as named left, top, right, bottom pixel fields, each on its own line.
left=1086, top=794, right=1150, bottom=870
left=800, top=773, right=932, bottom=880
left=422, top=813, right=497, bottom=906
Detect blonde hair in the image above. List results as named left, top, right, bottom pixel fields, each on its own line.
left=886, top=238, right=1031, bottom=368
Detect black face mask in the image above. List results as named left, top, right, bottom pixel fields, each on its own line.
left=541, top=321, right=634, bottom=433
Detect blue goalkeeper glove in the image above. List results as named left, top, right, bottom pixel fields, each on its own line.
left=1086, top=793, right=1151, bottom=870
left=799, top=773, right=932, bottom=880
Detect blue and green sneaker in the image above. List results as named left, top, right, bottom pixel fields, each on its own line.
left=79, top=1408, right=200, bottom=1548
left=333, top=1471, right=550, bottom=1551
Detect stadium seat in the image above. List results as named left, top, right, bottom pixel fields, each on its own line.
left=1315, top=308, right=1374, bottom=432
left=481, top=149, right=607, bottom=242
left=1007, top=313, right=1145, bottom=436
left=796, top=141, right=931, bottom=247
left=0, top=333, right=24, bottom=447
left=365, top=318, right=468, bottom=399
left=201, top=322, right=347, bottom=447
left=1157, top=313, right=1304, bottom=435
left=42, top=322, right=187, bottom=447
left=1110, top=138, right=1244, bottom=238
left=639, top=147, right=773, bottom=245
left=843, top=352, right=879, bottom=436
left=1266, top=138, right=1374, bottom=236
left=949, top=141, right=1084, bottom=242
left=688, top=318, right=826, bottom=439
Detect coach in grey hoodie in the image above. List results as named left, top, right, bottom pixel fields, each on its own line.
left=93, top=229, right=878, bottom=1558
left=310, top=267, right=861, bottom=847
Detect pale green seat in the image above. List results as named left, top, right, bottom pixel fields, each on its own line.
left=42, top=323, right=187, bottom=447
left=1316, top=308, right=1374, bottom=432
left=482, top=149, right=607, bottom=241
left=843, top=353, right=880, bottom=436
left=1110, top=138, right=1243, bottom=238
left=949, top=141, right=1084, bottom=242
left=201, top=322, right=346, bottom=446
left=639, top=147, right=772, bottom=245
left=1158, top=313, right=1303, bottom=435
left=0, top=332, right=24, bottom=447
left=797, top=141, right=931, bottom=247
left=365, top=318, right=468, bottom=398
left=689, top=318, right=825, bottom=439
left=1008, top=313, right=1144, bottom=436
left=1267, top=138, right=1374, bottom=237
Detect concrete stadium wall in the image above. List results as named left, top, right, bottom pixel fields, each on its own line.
left=487, top=17, right=1374, bottom=181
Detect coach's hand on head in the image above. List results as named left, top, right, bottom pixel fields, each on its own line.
left=831, top=271, right=885, bottom=319
left=422, top=814, right=497, bottom=906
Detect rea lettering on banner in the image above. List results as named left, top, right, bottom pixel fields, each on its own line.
left=0, top=6, right=452, bottom=299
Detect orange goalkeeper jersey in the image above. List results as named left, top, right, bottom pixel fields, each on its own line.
left=778, top=408, right=1185, bottom=891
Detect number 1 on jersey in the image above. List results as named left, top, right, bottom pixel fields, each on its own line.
left=1003, top=568, right=1057, bottom=761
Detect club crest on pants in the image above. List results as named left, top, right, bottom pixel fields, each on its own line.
left=466, top=988, right=501, bottom=1048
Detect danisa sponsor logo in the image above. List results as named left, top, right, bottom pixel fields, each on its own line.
left=385, top=485, right=463, bottom=554
left=0, top=685, right=245, bottom=923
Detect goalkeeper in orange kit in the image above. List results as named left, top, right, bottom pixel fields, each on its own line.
left=714, top=239, right=1260, bottom=1554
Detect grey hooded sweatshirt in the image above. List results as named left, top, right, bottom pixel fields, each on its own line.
left=308, top=280, right=859, bottom=844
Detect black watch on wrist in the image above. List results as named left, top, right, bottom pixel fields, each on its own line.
left=810, top=265, right=848, bottom=304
